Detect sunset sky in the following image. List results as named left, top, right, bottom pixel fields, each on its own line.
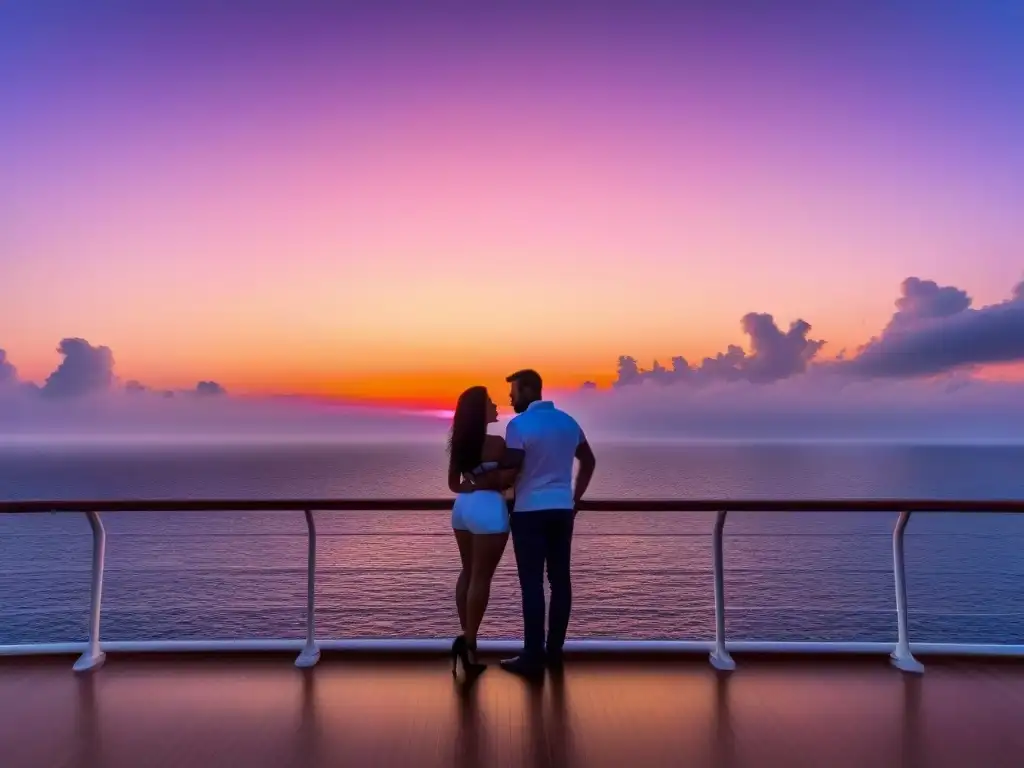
left=3, top=1, right=1023, bottom=408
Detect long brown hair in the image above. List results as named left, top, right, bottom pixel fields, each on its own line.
left=448, top=386, right=488, bottom=473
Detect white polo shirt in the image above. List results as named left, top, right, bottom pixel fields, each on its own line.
left=505, top=400, right=586, bottom=513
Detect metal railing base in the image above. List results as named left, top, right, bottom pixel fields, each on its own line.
left=709, top=649, right=736, bottom=671
left=72, top=649, right=106, bottom=673
left=5, top=639, right=1024, bottom=665
left=295, top=646, right=321, bottom=669
left=890, top=649, right=925, bottom=674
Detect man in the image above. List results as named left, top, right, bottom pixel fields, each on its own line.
left=474, top=369, right=597, bottom=678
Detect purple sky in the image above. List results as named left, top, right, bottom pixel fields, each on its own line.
left=2, top=1, right=1024, bottom=430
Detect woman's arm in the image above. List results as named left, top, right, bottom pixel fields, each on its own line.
left=470, top=467, right=518, bottom=492
left=447, top=457, right=474, bottom=494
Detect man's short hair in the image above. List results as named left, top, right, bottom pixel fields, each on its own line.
left=506, top=369, right=543, bottom=392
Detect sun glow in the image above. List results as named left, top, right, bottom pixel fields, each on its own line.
left=412, top=409, right=455, bottom=420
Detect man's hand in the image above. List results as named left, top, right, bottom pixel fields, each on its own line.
left=573, top=440, right=596, bottom=517
left=458, top=478, right=476, bottom=493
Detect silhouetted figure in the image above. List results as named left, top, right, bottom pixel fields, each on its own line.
left=468, top=369, right=596, bottom=679
left=447, top=386, right=513, bottom=682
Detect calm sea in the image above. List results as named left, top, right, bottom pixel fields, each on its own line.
left=2, top=441, right=1024, bottom=646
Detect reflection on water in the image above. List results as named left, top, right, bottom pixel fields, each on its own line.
left=3, top=443, right=1024, bottom=645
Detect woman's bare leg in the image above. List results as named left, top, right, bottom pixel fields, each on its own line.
left=465, top=532, right=510, bottom=650
left=454, top=529, right=474, bottom=631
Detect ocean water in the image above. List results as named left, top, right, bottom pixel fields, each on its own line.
left=2, top=441, right=1024, bottom=646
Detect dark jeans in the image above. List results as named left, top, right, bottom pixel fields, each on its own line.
left=510, top=509, right=575, bottom=660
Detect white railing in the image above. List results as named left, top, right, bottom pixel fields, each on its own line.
left=3, top=497, right=1024, bottom=675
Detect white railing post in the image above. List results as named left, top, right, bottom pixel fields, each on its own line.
left=891, top=511, right=924, bottom=673
left=710, top=510, right=736, bottom=671
left=74, top=511, right=107, bottom=672
left=295, top=509, right=321, bottom=668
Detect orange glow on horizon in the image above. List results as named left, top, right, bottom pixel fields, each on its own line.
left=13, top=325, right=1019, bottom=411
left=184, top=355, right=1024, bottom=411
left=230, top=367, right=620, bottom=410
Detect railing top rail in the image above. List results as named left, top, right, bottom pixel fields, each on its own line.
left=2, top=498, right=1024, bottom=514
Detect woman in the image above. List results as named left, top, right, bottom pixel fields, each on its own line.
left=447, top=386, right=515, bottom=682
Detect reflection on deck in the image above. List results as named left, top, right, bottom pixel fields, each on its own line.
left=3, top=655, right=1024, bottom=767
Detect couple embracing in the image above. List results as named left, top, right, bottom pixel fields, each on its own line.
left=447, top=369, right=597, bottom=682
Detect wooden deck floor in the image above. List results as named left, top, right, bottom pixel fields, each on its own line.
left=2, top=654, right=1024, bottom=767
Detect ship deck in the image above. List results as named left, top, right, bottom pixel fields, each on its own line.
left=3, top=654, right=1024, bottom=767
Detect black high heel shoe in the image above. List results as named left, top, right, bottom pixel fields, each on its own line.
left=451, top=635, right=466, bottom=677
left=452, top=636, right=486, bottom=682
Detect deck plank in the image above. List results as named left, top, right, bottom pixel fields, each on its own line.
left=2, top=655, right=1023, bottom=767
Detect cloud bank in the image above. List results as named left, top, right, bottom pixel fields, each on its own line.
left=0, top=339, right=443, bottom=443
left=6, top=339, right=224, bottom=403
left=567, top=372, right=1024, bottom=442
left=0, top=350, right=17, bottom=387
left=195, top=380, right=227, bottom=397
left=841, top=277, right=1024, bottom=378
left=4, top=275, right=1024, bottom=442
left=608, top=277, right=1024, bottom=391
left=39, top=338, right=115, bottom=398
left=566, top=275, right=1024, bottom=441
left=613, top=312, right=824, bottom=388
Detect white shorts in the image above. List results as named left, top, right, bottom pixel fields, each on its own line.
left=452, top=490, right=510, bottom=535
